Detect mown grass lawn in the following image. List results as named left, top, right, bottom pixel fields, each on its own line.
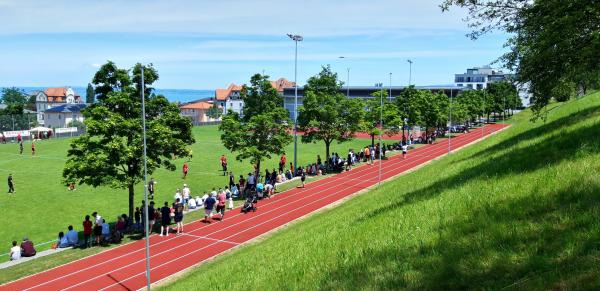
left=0, top=125, right=373, bottom=258
left=159, top=92, right=600, bottom=290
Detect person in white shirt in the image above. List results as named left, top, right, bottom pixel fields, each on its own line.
left=182, top=184, right=191, bottom=209
left=9, top=241, right=20, bottom=261
left=66, top=225, right=79, bottom=246
left=402, top=144, right=408, bottom=159
left=92, top=212, right=102, bottom=226
left=188, top=196, right=197, bottom=209
left=195, top=196, right=202, bottom=206
left=174, top=189, right=182, bottom=203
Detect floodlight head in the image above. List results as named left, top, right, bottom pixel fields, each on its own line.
left=339, top=56, right=345, bottom=59
left=407, top=59, right=413, bottom=64
left=287, top=34, right=303, bottom=41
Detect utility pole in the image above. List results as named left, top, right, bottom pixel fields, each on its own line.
left=288, top=34, right=303, bottom=169
left=141, top=66, right=151, bottom=291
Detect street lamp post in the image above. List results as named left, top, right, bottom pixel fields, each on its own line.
left=389, top=73, right=392, bottom=102
left=448, top=89, right=453, bottom=155
left=141, top=66, right=151, bottom=291
left=288, top=34, right=303, bottom=171
left=375, top=82, right=383, bottom=187
left=407, top=59, right=413, bottom=86
left=339, top=56, right=350, bottom=97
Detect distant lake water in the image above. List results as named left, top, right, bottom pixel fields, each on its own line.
left=4, top=86, right=215, bottom=103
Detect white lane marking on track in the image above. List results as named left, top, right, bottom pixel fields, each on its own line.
left=21, top=127, right=499, bottom=290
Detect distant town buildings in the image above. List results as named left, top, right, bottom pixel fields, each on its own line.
left=35, top=87, right=83, bottom=125
left=179, top=101, right=222, bottom=125
left=454, top=65, right=509, bottom=90
left=43, top=103, right=87, bottom=128
left=282, top=86, right=465, bottom=121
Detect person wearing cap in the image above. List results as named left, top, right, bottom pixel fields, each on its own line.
left=20, top=237, right=36, bottom=257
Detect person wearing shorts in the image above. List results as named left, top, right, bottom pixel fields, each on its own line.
left=216, top=190, right=226, bottom=221
left=173, top=198, right=184, bottom=234
left=203, top=193, right=216, bottom=222
left=402, top=144, right=408, bottom=159
left=160, top=202, right=171, bottom=236
left=82, top=215, right=93, bottom=248
left=364, top=146, right=371, bottom=164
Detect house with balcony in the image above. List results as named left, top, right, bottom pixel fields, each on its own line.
left=34, top=87, right=83, bottom=125
left=214, top=78, right=295, bottom=115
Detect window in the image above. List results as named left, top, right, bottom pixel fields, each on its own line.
left=58, top=114, right=61, bottom=120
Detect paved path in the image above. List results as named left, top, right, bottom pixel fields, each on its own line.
left=0, top=124, right=507, bottom=290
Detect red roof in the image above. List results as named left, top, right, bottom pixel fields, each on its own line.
left=215, top=84, right=243, bottom=101
left=270, top=78, right=295, bottom=92
left=44, top=87, right=81, bottom=98
left=180, top=101, right=220, bottom=110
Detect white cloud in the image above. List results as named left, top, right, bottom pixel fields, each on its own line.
left=0, top=0, right=468, bottom=37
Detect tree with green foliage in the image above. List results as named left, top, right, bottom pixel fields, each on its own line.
left=297, top=66, right=363, bottom=158
left=441, top=0, right=600, bottom=117
left=206, top=102, right=223, bottom=120
left=0, top=87, right=35, bottom=131
left=63, top=61, right=194, bottom=220
left=415, top=90, right=449, bottom=132
left=219, top=74, right=291, bottom=177
left=396, top=85, right=423, bottom=141
left=486, top=81, right=518, bottom=120
left=551, top=78, right=576, bottom=103
left=362, top=90, right=402, bottom=146
left=86, top=83, right=95, bottom=104
left=456, top=89, right=484, bottom=122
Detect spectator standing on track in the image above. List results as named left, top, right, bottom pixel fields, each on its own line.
left=66, top=225, right=79, bottom=247
left=83, top=215, right=92, bottom=248
left=364, top=146, right=371, bottom=165
left=148, top=201, right=156, bottom=233
left=247, top=172, right=256, bottom=195
left=174, top=198, right=184, bottom=234
left=203, top=192, right=217, bottom=222
left=402, top=144, right=408, bottom=159
left=7, top=173, right=14, bottom=193
left=20, top=237, right=36, bottom=257
left=160, top=202, right=171, bottom=236
left=220, top=154, right=228, bottom=176
left=216, top=190, right=226, bottom=221
left=10, top=240, right=21, bottom=261
left=225, top=186, right=234, bottom=209
left=299, top=169, right=306, bottom=188
left=182, top=162, right=189, bottom=179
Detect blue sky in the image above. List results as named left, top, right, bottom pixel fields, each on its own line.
left=0, top=0, right=509, bottom=90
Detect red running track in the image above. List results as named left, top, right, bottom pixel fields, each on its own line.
left=1, top=124, right=507, bottom=291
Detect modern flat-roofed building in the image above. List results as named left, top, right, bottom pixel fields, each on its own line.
left=282, top=85, right=465, bottom=121
left=454, top=66, right=509, bottom=90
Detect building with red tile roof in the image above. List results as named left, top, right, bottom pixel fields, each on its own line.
left=214, top=78, right=294, bottom=115
left=180, top=101, right=222, bottom=125
left=34, top=87, right=82, bottom=126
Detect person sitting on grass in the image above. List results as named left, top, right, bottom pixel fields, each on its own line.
left=188, top=195, right=197, bottom=209
left=66, top=225, right=79, bottom=247
left=195, top=195, right=203, bottom=207
left=20, top=237, right=36, bottom=257
left=10, top=241, right=20, bottom=261
left=57, top=232, right=70, bottom=248
left=115, top=217, right=125, bottom=238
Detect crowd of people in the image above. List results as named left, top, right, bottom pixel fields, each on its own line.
left=7, top=141, right=415, bottom=262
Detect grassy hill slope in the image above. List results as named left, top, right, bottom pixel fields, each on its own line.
left=161, top=93, right=600, bottom=290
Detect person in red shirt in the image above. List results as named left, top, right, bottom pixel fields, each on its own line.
left=82, top=215, right=93, bottom=248
left=279, top=154, right=286, bottom=172
left=20, top=237, right=36, bottom=257
left=220, top=155, right=227, bottom=176
left=182, top=162, right=189, bottom=179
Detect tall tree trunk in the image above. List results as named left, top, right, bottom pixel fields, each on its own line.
left=371, top=133, right=375, bottom=147
left=255, top=159, right=261, bottom=181
left=324, top=139, right=331, bottom=161
left=128, top=183, right=134, bottom=223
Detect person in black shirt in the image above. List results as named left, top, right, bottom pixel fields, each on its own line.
left=134, top=207, right=141, bottom=231
left=19, top=142, right=23, bottom=155
left=7, top=174, right=14, bottom=193
left=160, top=202, right=171, bottom=237
left=229, top=172, right=235, bottom=189
left=173, top=198, right=184, bottom=234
